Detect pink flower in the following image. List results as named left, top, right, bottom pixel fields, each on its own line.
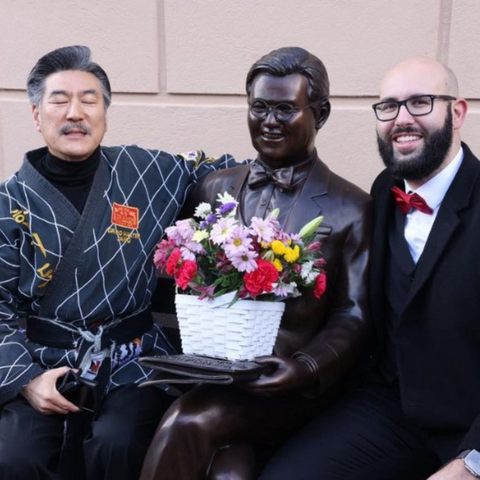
left=228, top=247, right=258, bottom=273
left=180, top=241, right=205, bottom=261
left=165, top=219, right=195, bottom=245
left=307, top=241, right=322, bottom=252
left=153, top=239, right=175, bottom=269
left=314, top=258, right=326, bottom=268
left=292, top=263, right=302, bottom=274
left=313, top=273, right=327, bottom=299
left=210, top=217, right=237, bottom=245
left=249, top=217, right=277, bottom=243
left=224, top=226, right=252, bottom=255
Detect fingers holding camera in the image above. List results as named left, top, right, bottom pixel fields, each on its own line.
left=20, top=366, right=81, bottom=415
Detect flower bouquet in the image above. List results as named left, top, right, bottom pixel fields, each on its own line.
left=154, top=192, right=327, bottom=360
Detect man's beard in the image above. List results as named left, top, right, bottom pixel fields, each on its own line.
left=376, top=109, right=453, bottom=181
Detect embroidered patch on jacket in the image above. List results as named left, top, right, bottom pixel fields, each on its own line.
left=111, top=203, right=139, bottom=229
left=11, top=208, right=29, bottom=227
left=178, top=150, right=204, bottom=166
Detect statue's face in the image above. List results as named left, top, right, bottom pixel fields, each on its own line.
left=248, top=73, right=317, bottom=169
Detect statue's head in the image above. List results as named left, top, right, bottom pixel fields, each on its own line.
left=246, top=47, right=331, bottom=131
left=245, top=47, right=331, bottom=167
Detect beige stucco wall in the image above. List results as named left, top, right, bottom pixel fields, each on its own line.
left=1, top=0, right=479, bottom=191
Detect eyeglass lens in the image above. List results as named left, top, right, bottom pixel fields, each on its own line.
left=375, top=95, right=435, bottom=120
left=249, top=101, right=297, bottom=121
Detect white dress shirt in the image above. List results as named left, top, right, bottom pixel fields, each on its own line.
left=404, top=147, right=464, bottom=263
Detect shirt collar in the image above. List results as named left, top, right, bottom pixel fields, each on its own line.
left=404, top=146, right=464, bottom=211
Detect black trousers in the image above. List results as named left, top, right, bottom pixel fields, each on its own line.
left=0, top=384, right=172, bottom=480
left=259, top=380, right=464, bottom=480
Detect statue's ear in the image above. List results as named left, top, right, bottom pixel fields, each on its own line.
left=316, top=100, right=331, bottom=130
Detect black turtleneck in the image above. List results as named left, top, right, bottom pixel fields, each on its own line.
left=31, top=147, right=101, bottom=213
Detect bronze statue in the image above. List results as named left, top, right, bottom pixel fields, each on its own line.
left=140, top=46, right=373, bottom=480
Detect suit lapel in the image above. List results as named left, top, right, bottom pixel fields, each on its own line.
left=227, top=167, right=248, bottom=199
left=283, top=158, right=329, bottom=234
left=404, top=147, right=480, bottom=309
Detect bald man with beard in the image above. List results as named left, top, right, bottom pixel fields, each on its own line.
left=260, top=57, right=480, bottom=480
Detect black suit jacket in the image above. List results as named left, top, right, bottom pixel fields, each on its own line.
left=185, top=155, right=372, bottom=394
left=370, top=142, right=480, bottom=450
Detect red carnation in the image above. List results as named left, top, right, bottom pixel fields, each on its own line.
left=165, top=248, right=182, bottom=275
left=313, top=273, right=327, bottom=299
left=243, top=259, right=279, bottom=299
left=175, top=260, right=198, bottom=290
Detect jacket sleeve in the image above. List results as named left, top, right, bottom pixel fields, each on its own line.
left=294, top=194, right=373, bottom=395
left=178, top=151, right=239, bottom=187
left=178, top=166, right=243, bottom=219
left=458, top=417, right=480, bottom=453
left=0, top=218, right=45, bottom=406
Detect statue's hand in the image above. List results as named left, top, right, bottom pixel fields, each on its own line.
left=239, top=355, right=315, bottom=396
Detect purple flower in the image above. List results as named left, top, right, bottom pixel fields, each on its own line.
left=191, top=284, right=216, bottom=300
left=218, top=202, right=237, bottom=215
left=200, top=213, right=217, bottom=229
left=215, top=252, right=235, bottom=274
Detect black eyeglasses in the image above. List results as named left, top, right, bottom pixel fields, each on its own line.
left=372, top=94, right=457, bottom=121
left=248, top=99, right=321, bottom=122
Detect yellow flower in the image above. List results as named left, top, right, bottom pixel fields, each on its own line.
left=284, top=245, right=300, bottom=263
left=271, top=240, right=286, bottom=255
left=273, top=258, right=283, bottom=272
left=192, top=230, right=209, bottom=242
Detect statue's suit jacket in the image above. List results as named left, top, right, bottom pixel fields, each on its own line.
left=185, top=155, right=372, bottom=394
left=370, top=142, right=480, bottom=450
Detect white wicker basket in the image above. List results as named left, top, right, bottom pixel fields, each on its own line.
left=175, top=292, right=285, bottom=361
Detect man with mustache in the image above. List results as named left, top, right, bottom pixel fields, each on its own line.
left=260, top=57, right=480, bottom=480
left=0, top=45, right=236, bottom=480
left=140, top=46, right=372, bottom=480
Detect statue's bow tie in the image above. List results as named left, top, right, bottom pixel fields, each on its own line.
left=391, top=186, right=433, bottom=215
left=248, top=162, right=295, bottom=191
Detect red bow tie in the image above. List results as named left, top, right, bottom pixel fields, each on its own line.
left=391, top=186, right=433, bottom=215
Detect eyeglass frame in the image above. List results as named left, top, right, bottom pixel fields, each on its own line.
left=371, top=94, right=457, bottom=122
left=248, top=98, right=325, bottom=122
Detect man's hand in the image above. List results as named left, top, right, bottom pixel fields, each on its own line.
left=239, top=356, right=315, bottom=396
left=21, top=366, right=81, bottom=415
left=428, top=459, right=476, bottom=479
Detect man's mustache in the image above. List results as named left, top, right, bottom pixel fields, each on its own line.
left=388, top=126, right=424, bottom=140
left=60, top=123, right=92, bottom=135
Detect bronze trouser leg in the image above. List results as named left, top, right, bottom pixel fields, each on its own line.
left=140, top=384, right=318, bottom=480
left=207, top=443, right=258, bottom=480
